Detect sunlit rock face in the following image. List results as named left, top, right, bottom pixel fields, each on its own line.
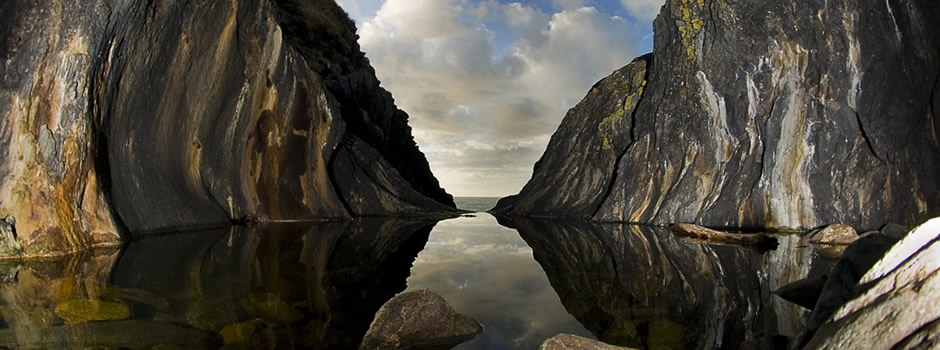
left=496, top=0, right=940, bottom=231
left=0, top=0, right=454, bottom=255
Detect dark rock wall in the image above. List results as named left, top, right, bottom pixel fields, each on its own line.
left=0, top=0, right=454, bottom=255
left=498, top=0, right=940, bottom=231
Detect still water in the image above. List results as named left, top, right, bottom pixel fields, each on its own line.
left=0, top=197, right=829, bottom=349
left=406, top=197, right=594, bottom=349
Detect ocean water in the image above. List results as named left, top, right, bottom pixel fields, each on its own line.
left=454, top=197, right=501, bottom=212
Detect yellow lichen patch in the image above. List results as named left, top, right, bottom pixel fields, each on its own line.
left=54, top=298, right=130, bottom=324
left=677, top=0, right=705, bottom=62
left=599, top=68, right=647, bottom=150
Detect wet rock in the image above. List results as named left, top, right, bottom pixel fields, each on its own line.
left=808, top=224, right=857, bottom=245
left=774, top=275, right=827, bottom=309
left=360, top=289, right=482, bottom=350
left=803, top=217, right=940, bottom=349
left=0, top=0, right=455, bottom=255
left=496, top=0, right=940, bottom=232
left=53, top=299, right=130, bottom=324
left=539, top=334, right=638, bottom=350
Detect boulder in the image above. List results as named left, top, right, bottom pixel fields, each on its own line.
left=360, top=289, right=482, bottom=350
left=496, top=0, right=940, bottom=232
left=539, top=334, right=638, bottom=350
left=808, top=224, right=857, bottom=245
left=803, top=217, right=940, bottom=349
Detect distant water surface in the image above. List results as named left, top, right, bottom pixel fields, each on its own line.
left=454, top=197, right=500, bottom=212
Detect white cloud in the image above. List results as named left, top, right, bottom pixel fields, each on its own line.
left=620, top=0, right=665, bottom=22
left=350, top=0, right=644, bottom=196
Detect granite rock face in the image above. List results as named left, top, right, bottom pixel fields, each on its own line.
left=496, top=0, right=940, bottom=231
left=0, top=0, right=454, bottom=256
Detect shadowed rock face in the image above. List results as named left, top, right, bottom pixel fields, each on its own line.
left=504, top=218, right=829, bottom=349
left=496, top=0, right=940, bottom=231
left=0, top=0, right=454, bottom=256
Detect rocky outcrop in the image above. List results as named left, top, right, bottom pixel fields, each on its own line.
left=0, top=0, right=455, bottom=256
left=360, top=289, right=483, bottom=350
left=495, top=0, right=940, bottom=231
left=803, top=217, right=940, bottom=349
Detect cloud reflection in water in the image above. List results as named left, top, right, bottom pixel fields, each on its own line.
left=405, top=214, right=594, bottom=349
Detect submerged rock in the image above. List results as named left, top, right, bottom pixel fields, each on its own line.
left=496, top=0, right=940, bottom=231
left=0, top=0, right=455, bottom=256
left=539, top=334, right=638, bottom=350
left=54, top=299, right=130, bottom=324
left=360, top=289, right=482, bottom=350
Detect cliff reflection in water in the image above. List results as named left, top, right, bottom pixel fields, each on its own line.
left=503, top=218, right=831, bottom=349
left=0, top=219, right=435, bottom=349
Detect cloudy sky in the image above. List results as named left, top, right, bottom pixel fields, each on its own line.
left=336, top=0, right=663, bottom=196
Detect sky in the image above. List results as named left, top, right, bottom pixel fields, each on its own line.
left=335, top=0, right=663, bottom=197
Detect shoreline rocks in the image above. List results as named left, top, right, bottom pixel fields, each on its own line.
left=360, top=289, right=482, bottom=350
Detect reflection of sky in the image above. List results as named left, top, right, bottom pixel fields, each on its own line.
left=405, top=214, right=594, bottom=349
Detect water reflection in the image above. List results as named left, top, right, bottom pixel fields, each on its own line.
left=0, top=219, right=435, bottom=349
left=405, top=214, right=594, bottom=349
left=502, top=218, right=831, bottom=349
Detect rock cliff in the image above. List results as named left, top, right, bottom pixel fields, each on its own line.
left=0, top=0, right=455, bottom=256
left=495, top=0, right=940, bottom=231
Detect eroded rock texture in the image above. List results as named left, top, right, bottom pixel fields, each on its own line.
left=496, top=0, right=940, bottom=230
left=0, top=0, right=454, bottom=256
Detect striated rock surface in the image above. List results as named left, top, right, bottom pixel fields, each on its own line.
left=0, top=0, right=454, bottom=256
left=804, top=217, right=940, bottom=349
left=360, top=289, right=482, bottom=350
left=495, top=0, right=940, bottom=231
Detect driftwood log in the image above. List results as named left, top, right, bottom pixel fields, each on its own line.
left=669, top=224, right=779, bottom=252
